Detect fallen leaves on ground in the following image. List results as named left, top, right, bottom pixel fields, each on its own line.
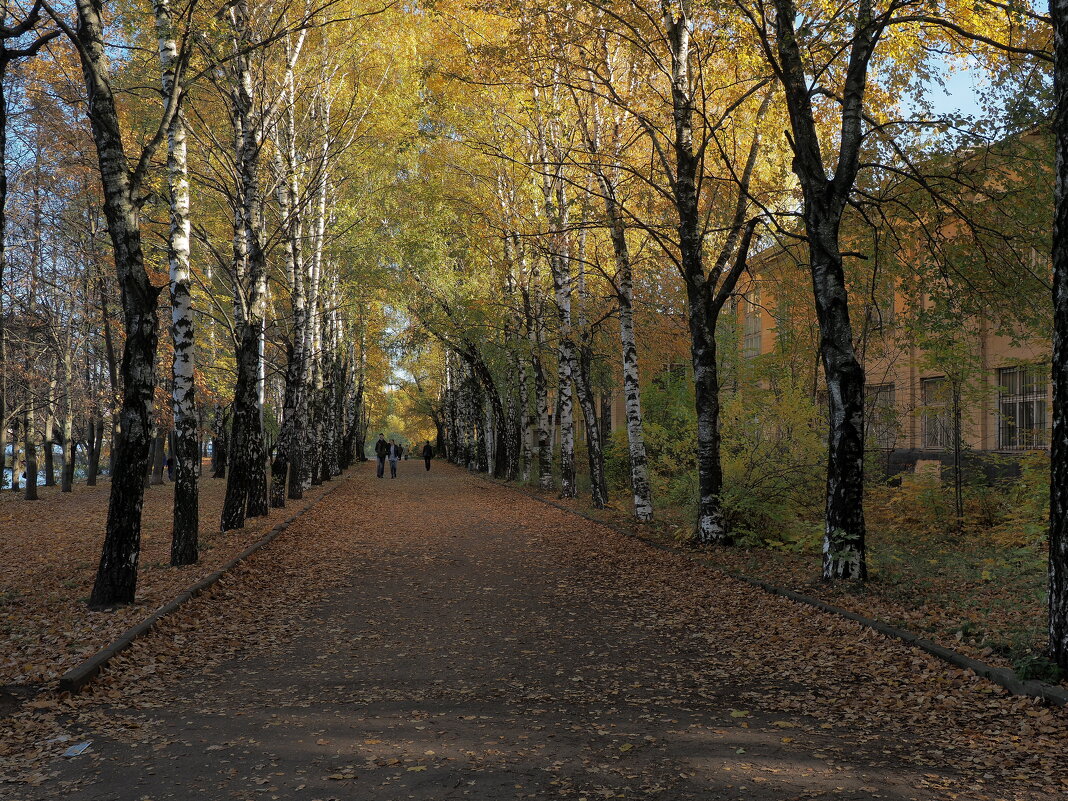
left=1, top=464, right=1066, bottom=800
left=545, top=489, right=1061, bottom=687
left=0, top=465, right=335, bottom=688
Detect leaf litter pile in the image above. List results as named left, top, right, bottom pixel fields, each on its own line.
left=0, top=463, right=1066, bottom=800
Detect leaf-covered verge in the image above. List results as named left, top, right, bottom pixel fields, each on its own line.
left=546, top=471, right=1060, bottom=690
left=586, top=370, right=1061, bottom=686
left=0, top=463, right=337, bottom=689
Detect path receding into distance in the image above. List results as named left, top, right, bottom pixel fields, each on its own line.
left=13, top=462, right=1067, bottom=800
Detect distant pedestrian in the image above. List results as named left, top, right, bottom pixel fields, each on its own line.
left=166, top=455, right=175, bottom=481
left=387, top=438, right=403, bottom=478
left=374, top=433, right=388, bottom=478
left=422, top=441, right=433, bottom=471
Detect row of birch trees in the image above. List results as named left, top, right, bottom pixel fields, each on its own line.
left=1, top=0, right=402, bottom=606
left=7, top=0, right=1068, bottom=675
left=383, top=0, right=1068, bottom=673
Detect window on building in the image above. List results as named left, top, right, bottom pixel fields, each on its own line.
left=774, top=297, right=793, bottom=350
left=742, top=286, right=762, bottom=358
left=998, top=364, right=1049, bottom=450
left=865, top=383, right=898, bottom=449
left=921, top=377, right=951, bottom=449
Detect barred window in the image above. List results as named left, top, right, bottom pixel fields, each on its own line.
left=865, top=383, right=897, bottom=449
left=742, top=286, right=762, bottom=359
left=921, top=377, right=951, bottom=450
left=998, top=364, right=1048, bottom=450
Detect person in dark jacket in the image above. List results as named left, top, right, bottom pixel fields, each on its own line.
left=387, top=439, right=403, bottom=478
left=422, top=441, right=433, bottom=471
left=374, top=434, right=388, bottom=478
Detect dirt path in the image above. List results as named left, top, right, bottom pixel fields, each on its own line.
left=3, top=462, right=1066, bottom=800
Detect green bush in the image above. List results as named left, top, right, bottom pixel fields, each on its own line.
left=626, top=369, right=824, bottom=546
left=991, top=451, right=1049, bottom=547
left=719, top=384, right=825, bottom=546
left=604, top=427, right=632, bottom=495
left=640, top=371, right=699, bottom=505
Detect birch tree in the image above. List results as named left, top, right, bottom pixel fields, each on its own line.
left=220, top=0, right=270, bottom=531
left=1050, top=0, right=1068, bottom=671
left=42, top=0, right=186, bottom=606
left=565, top=29, right=653, bottom=521
left=530, top=90, right=580, bottom=499
left=153, top=0, right=198, bottom=564
left=744, top=0, right=881, bottom=578
left=563, top=0, right=774, bottom=542
left=268, top=28, right=308, bottom=505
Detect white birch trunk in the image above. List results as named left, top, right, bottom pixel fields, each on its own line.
left=303, top=106, right=329, bottom=487
left=221, top=0, right=269, bottom=528
left=154, top=0, right=198, bottom=560
left=61, top=349, right=75, bottom=492
left=531, top=302, right=553, bottom=490
left=580, top=66, right=653, bottom=520
left=543, top=184, right=576, bottom=498
left=603, top=174, right=652, bottom=521
left=484, top=401, right=495, bottom=477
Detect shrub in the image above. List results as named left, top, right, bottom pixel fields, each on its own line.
left=626, top=368, right=824, bottom=544
left=639, top=371, right=699, bottom=504
left=719, top=384, right=825, bottom=546
left=991, top=451, right=1048, bottom=547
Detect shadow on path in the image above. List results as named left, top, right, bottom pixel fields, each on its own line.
left=15, top=462, right=1065, bottom=800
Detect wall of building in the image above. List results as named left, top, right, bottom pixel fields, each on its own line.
left=728, top=259, right=1051, bottom=467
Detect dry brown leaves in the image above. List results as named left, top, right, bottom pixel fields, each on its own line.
left=2, top=466, right=1067, bottom=800
left=0, top=470, right=355, bottom=787
left=542, top=491, right=1060, bottom=686
left=0, top=467, right=336, bottom=687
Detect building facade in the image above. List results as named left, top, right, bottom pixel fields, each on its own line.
left=728, top=263, right=1050, bottom=473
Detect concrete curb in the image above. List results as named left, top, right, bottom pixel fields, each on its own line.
left=480, top=475, right=1068, bottom=707
left=58, top=477, right=348, bottom=694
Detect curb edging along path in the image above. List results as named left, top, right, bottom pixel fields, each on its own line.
left=477, top=473, right=1068, bottom=708
left=57, top=477, right=348, bottom=694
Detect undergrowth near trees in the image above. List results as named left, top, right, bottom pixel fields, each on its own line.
left=598, top=369, right=1060, bottom=683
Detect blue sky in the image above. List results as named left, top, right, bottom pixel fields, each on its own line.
left=928, top=67, right=985, bottom=119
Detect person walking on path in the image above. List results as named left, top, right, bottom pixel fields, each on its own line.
left=387, top=438, right=403, bottom=479
left=422, top=441, right=433, bottom=471
left=374, top=434, right=388, bottom=479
